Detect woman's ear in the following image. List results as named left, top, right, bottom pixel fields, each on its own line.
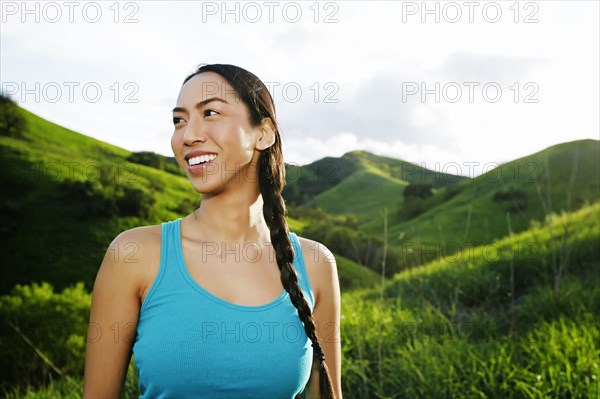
left=256, top=118, right=276, bottom=150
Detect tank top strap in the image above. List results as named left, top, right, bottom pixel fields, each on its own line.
left=159, top=218, right=185, bottom=288
left=165, top=218, right=182, bottom=258
left=139, top=219, right=183, bottom=314
left=289, top=231, right=315, bottom=312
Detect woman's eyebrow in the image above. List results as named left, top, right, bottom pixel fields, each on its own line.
left=172, top=97, right=229, bottom=113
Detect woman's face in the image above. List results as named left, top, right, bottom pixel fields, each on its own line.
left=171, top=71, right=264, bottom=194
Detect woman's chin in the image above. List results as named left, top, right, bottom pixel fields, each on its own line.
left=189, top=181, right=223, bottom=196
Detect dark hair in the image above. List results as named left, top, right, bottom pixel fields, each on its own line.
left=182, top=64, right=336, bottom=398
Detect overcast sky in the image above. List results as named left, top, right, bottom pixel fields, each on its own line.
left=1, top=0, right=598, bottom=177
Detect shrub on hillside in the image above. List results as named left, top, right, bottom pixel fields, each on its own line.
left=162, top=157, right=185, bottom=176
left=60, top=179, right=155, bottom=219
left=0, top=93, right=26, bottom=138
left=493, top=187, right=528, bottom=213
left=302, top=220, right=403, bottom=277
left=399, top=183, right=434, bottom=220
left=59, top=180, right=119, bottom=217
left=404, top=183, right=434, bottom=199
left=443, top=184, right=463, bottom=200
left=115, top=185, right=156, bottom=218
left=283, top=158, right=357, bottom=206
left=126, top=151, right=161, bottom=169
left=0, top=282, right=90, bottom=391
left=288, top=205, right=408, bottom=275
left=127, top=152, right=185, bottom=177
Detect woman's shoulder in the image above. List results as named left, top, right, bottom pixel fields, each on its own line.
left=107, top=224, right=163, bottom=301
left=112, top=223, right=163, bottom=259
left=293, top=235, right=336, bottom=268
left=117, top=223, right=162, bottom=242
left=293, top=235, right=338, bottom=305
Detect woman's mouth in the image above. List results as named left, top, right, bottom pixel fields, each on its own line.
left=187, top=154, right=218, bottom=174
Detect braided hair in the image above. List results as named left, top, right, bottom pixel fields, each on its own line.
left=182, top=64, right=336, bottom=398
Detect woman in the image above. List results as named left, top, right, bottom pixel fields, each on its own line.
left=83, top=64, right=342, bottom=398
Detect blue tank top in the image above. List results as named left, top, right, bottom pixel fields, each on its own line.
left=132, top=218, right=315, bottom=399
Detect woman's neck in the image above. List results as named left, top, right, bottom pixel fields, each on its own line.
left=185, top=193, right=272, bottom=247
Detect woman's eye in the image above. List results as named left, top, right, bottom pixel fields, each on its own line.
left=173, top=117, right=184, bottom=125
left=203, top=109, right=219, bottom=117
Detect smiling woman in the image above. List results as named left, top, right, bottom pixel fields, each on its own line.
left=82, top=64, right=342, bottom=399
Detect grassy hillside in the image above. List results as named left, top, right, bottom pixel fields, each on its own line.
left=283, top=155, right=358, bottom=205
left=1, top=105, right=374, bottom=295
left=341, top=201, right=600, bottom=397
left=285, top=140, right=599, bottom=272
left=284, top=150, right=466, bottom=213
left=0, top=105, right=193, bottom=294
left=314, top=165, right=408, bottom=221
left=360, top=139, right=600, bottom=257
left=342, top=150, right=468, bottom=188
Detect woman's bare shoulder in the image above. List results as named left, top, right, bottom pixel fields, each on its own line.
left=294, top=235, right=336, bottom=268
left=112, top=224, right=162, bottom=261
left=294, top=235, right=338, bottom=305
left=107, top=224, right=163, bottom=300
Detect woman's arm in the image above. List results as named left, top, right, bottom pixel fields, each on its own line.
left=83, top=229, right=146, bottom=398
left=305, top=241, right=343, bottom=398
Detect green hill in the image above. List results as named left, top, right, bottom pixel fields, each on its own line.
left=0, top=105, right=195, bottom=294
left=375, top=139, right=600, bottom=251
left=283, top=155, right=358, bottom=204
left=284, top=149, right=466, bottom=222
left=341, top=150, right=467, bottom=188
left=284, top=139, right=599, bottom=273
left=315, top=166, right=407, bottom=221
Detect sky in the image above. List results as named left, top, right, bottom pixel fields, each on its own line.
left=1, top=0, right=599, bottom=177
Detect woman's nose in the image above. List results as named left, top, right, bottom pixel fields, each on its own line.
left=183, top=116, right=206, bottom=144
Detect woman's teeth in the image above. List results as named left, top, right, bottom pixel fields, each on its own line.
left=188, top=154, right=217, bottom=166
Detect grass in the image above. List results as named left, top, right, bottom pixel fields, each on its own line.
left=339, top=202, right=600, bottom=398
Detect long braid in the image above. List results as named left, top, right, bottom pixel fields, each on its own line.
left=259, top=140, right=336, bottom=399
left=183, top=63, right=337, bottom=398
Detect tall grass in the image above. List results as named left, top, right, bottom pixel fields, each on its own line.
left=340, top=202, right=600, bottom=398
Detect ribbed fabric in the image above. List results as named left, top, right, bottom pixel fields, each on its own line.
left=132, top=218, right=315, bottom=399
